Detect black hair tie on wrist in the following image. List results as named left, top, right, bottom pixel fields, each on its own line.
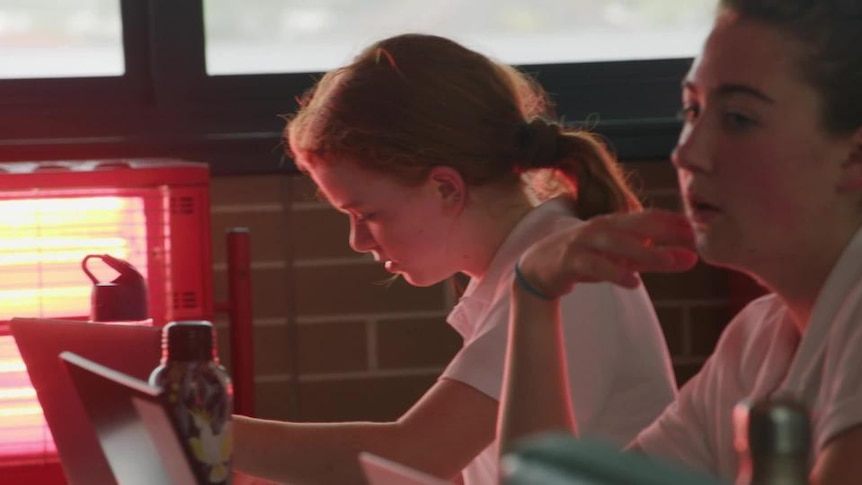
left=513, top=262, right=556, bottom=300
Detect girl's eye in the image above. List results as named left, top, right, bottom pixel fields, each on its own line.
left=355, top=212, right=377, bottom=223
left=723, top=112, right=757, bottom=130
left=677, top=105, right=700, bottom=123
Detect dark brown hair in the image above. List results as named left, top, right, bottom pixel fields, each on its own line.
left=719, top=0, right=862, bottom=133
left=287, top=33, right=640, bottom=219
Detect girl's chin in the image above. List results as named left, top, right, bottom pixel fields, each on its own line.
left=694, top=234, right=743, bottom=270
left=402, top=275, right=433, bottom=287
left=401, top=271, right=448, bottom=288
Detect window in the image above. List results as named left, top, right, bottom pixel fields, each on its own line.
left=203, top=0, right=714, bottom=75
left=0, top=0, right=703, bottom=169
left=0, top=0, right=124, bottom=79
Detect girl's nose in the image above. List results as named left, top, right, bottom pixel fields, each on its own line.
left=672, top=118, right=713, bottom=174
left=348, top=217, right=375, bottom=253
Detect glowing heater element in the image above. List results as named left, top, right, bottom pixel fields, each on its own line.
left=0, top=197, right=147, bottom=319
left=0, top=195, right=147, bottom=463
left=0, top=337, right=55, bottom=458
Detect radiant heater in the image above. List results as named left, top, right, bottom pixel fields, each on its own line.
left=0, top=159, right=213, bottom=465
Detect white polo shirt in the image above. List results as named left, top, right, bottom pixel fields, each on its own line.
left=636, top=225, right=862, bottom=481
left=442, top=197, right=678, bottom=485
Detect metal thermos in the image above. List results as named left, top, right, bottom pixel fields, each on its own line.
left=734, top=397, right=810, bottom=485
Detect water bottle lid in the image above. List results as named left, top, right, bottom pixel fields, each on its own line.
left=745, top=398, right=811, bottom=457
left=85, top=254, right=149, bottom=322
left=92, top=283, right=149, bottom=321
left=162, top=321, right=216, bottom=362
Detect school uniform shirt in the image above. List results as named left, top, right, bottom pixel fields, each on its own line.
left=441, top=197, right=678, bottom=485
left=635, top=225, right=862, bottom=481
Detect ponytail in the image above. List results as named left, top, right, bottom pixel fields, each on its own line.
left=557, top=130, right=642, bottom=219
left=517, top=118, right=642, bottom=219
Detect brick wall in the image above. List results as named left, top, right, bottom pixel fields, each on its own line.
left=209, top=160, right=764, bottom=422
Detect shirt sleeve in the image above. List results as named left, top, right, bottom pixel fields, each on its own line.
left=634, top=356, right=717, bottom=474
left=442, top=279, right=669, bottom=446
left=817, top=283, right=862, bottom=452
left=441, top=298, right=510, bottom=400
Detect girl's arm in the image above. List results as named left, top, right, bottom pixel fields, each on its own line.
left=498, top=283, right=575, bottom=451
left=498, top=210, right=697, bottom=452
left=233, top=377, right=497, bottom=484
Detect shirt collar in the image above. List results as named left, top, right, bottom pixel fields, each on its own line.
left=805, top=224, right=862, bottom=336
left=447, top=197, right=578, bottom=338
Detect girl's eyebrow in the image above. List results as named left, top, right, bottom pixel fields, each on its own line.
left=314, top=188, right=364, bottom=212
left=682, top=80, right=775, bottom=104
left=714, top=83, right=776, bottom=104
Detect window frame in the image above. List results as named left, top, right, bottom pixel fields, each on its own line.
left=0, top=0, right=692, bottom=175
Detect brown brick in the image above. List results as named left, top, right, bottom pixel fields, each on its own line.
left=291, top=208, right=356, bottom=260
left=295, top=321, right=369, bottom=374
left=654, top=306, right=685, bottom=357
left=296, top=374, right=439, bottom=422
left=641, top=193, right=682, bottom=212
left=727, top=270, right=769, bottom=314
left=254, top=379, right=296, bottom=420
left=673, top=361, right=706, bottom=387
left=253, top=324, right=294, bottom=376
left=625, top=160, right=677, bottom=191
left=288, top=174, right=320, bottom=202
left=211, top=210, right=288, bottom=263
left=213, top=322, right=291, bottom=379
left=377, top=318, right=462, bottom=370
left=213, top=266, right=288, bottom=319
left=689, top=305, right=734, bottom=357
left=211, top=174, right=287, bottom=206
left=641, top=262, right=730, bottom=301
left=294, top=265, right=447, bottom=316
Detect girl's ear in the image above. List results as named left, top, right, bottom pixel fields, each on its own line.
left=427, top=165, right=466, bottom=213
left=837, top=127, right=862, bottom=192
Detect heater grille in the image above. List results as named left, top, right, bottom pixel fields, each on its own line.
left=173, top=290, right=200, bottom=310
left=170, top=195, right=195, bottom=215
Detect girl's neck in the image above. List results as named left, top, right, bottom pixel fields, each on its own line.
left=755, top=222, right=860, bottom=333
left=458, top=186, right=535, bottom=280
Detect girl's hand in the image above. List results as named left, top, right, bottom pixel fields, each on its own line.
left=516, top=210, right=698, bottom=298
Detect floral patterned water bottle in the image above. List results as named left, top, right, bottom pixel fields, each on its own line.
left=149, top=321, right=234, bottom=484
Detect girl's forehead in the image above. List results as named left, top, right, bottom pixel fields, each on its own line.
left=687, top=17, right=811, bottom=100
left=306, top=161, right=365, bottom=203
left=307, top=159, right=407, bottom=209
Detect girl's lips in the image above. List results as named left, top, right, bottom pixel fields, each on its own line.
left=372, top=251, right=400, bottom=272
left=686, top=196, right=722, bottom=225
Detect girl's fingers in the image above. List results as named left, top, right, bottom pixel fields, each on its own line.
left=573, top=227, right=685, bottom=273
left=559, top=251, right=641, bottom=288
left=656, top=247, right=699, bottom=272
left=518, top=210, right=699, bottom=295
left=606, top=209, right=695, bottom=248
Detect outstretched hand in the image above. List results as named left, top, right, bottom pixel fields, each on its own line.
left=516, top=209, right=699, bottom=298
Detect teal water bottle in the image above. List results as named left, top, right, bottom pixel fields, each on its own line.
left=149, top=321, right=234, bottom=484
